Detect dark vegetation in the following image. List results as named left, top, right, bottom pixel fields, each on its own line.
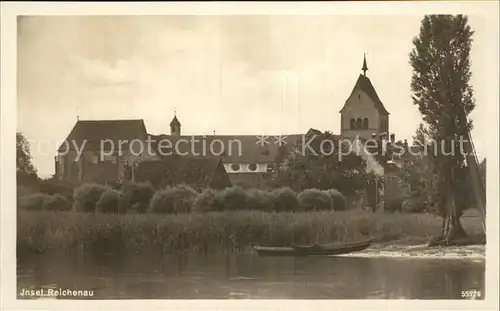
left=17, top=209, right=484, bottom=258
left=18, top=180, right=348, bottom=214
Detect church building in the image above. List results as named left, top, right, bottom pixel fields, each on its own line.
left=54, top=55, right=410, bottom=210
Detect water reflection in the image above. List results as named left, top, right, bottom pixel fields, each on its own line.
left=17, top=252, right=485, bottom=299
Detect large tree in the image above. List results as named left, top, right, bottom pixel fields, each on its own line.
left=17, top=132, right=38, bottom=185
left=271, top=131, right=369, bottom=198
left=409, top=15, right=475, bottom=245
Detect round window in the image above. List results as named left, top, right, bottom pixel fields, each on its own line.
left=248, top=163, right=257, bottom=171
left=231, top=163, right=240, bottom=171
left=266, top=163, right=276, bottom=172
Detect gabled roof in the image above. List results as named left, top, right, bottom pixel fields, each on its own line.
left=133, top=156, right=229, bottom=190
left=147, top=133, right=305, bottom=164
left=58, top=119, right=148, bottom=152
left=340, top=74, right=390, bottom=115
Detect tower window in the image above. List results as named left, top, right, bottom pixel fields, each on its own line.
left=356, top=118, right=362, bottom=129
left=350, top=118, right=356, bottom=129
left=363, top=118, right=369, bottom=129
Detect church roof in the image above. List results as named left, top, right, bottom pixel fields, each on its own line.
left=147, top=133, right=305, bottom=164
left=340, top=74, right=390, bottom=115
left=57, top=119, right=148, bottom=152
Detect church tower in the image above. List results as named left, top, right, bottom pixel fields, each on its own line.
left=170, top=113, right=181, bottom=136
left=339, top=55, right=390, bottom=140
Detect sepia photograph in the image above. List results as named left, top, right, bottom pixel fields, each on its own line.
left=1, top=1, right=499, bottom=310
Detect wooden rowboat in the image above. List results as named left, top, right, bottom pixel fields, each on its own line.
left=253, top=239, right=373, bottom=257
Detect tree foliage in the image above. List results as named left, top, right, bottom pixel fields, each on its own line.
left=409, top=15, right=476, bottom=244
left=401, top=124, right=441, bottom=214
left=270, top=131, right=369, bottom=198
left=17, top=132, right=38, bottom=185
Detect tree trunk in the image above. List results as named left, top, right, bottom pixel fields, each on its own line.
left=434, top=198, right=467, bottom=245
left=428, top=167, right=468, bottom=246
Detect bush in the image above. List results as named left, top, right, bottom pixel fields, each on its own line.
left=18, top=193, right=51, bottom=211
left=96, top=189, right=124, bottom=214
left=247, top=189, right=275, bottom=211
left=17, top=171, right=38, bottom=187
left=38, top=178, right=75, bottom=202
left=220, top=187, right=249, bottom=211
left=149, top=190, right=171, bottom=214
left=347, top=190, right=368, bottom=211
left=193, top=189, right=224, bottom=213
left=272, top=187, right=299, bottom=212
left=233, top=181, right=253, bottom=189
left=17, top=185, right=37, bottom=201
left=73, top=183, right=110, bottom=213
left=324, top=189, right=347, bottom=211
left=298, top=189, right=332, bottom=211
left=148, top=185, right=198, bottom=214
left=385, top=197, right=407, bottom=213
left=43, top=194, right=71, bottom=212
left=120, top=182, right=155, bottom=213
left=401, top=197, right=424, bottom=213
left=172, top=185, right=198, bottom=213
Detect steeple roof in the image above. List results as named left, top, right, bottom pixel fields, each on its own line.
left=170, top=115, right=181, bottom=126
left=340, top=74, right=390, bottom=115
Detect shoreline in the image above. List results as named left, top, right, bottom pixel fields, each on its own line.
left=337, top=243, right=485, bottom=261
left=18, top=242, right=486, bottom=262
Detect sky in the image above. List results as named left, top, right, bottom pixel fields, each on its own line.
left=17, top=15, right=493, bottom=177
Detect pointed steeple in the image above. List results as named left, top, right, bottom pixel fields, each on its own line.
left=170, top=110, right=181, bottom=136
left=362, top=54, right=368, bottom=76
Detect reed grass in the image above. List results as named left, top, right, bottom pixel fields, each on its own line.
left=16, top=210, right=484, bottom=257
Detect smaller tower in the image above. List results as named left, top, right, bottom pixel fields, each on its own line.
left=170, top=112, right=181, bottom=136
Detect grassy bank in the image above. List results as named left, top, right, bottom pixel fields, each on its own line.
left=17, top=210, right=484, bottom=258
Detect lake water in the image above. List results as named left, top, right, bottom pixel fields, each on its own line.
left=17, top=252, right=485, bottom=299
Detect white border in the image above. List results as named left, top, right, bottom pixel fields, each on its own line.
left=1, top=2, right=499, bottom=311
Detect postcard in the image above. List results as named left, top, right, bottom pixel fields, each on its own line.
left=1, top=1, right=498, bottom=311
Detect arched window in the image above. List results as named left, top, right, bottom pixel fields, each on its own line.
left=363, top=118, right=369, bottom=129
left=350, top=118, right=356, bottom=129
left=356, top=118, right=363, bottom=129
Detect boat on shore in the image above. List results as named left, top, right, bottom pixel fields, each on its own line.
left=253, top=239, right=373, bottom=257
